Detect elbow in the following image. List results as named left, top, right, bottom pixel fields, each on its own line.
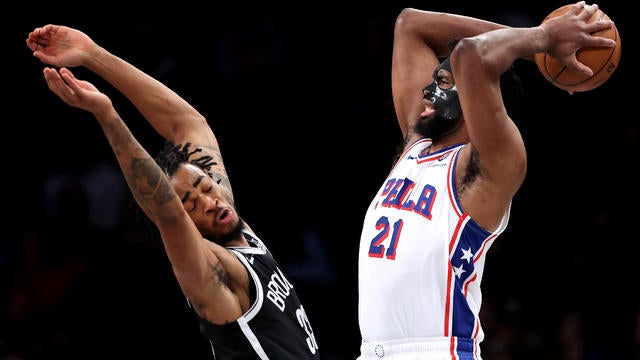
left=394, top=8, right=439, bottom=40
left=395, top=7, right=446, bottom=29
left=394, top=8, right=419, bottom=39
left=156, top=203, right=188, bottom=228
left=395, top=9, right=462, bottom=58
left=145, top=195, right=188, bottom=228
left=450, top=37, right=501, bottom=78
left=169, top=113, right=209, bottom=142
left=450, top=37, right=483, bottom=66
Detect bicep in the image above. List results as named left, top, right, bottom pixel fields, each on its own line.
left=453, top=38, right=523, bottom=154
left=391, top=11, right=441, bottom=138
left=453, top=41, right=526, bottom=191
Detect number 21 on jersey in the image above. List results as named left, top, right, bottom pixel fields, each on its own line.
left=368, top=216, right=403, bottom=260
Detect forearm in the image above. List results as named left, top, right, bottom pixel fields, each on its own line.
left=453, top=26, right=546, bottom=78
left=85, top=46, right=205, bottom=141
left=396, top=9, right=508, bottom=58
left=95, top=109, right=181, bottom=223
left=392, top=8, right=510, bottom=137
left=96, top=108, right=208, bottom=274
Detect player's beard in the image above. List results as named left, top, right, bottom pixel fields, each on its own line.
left=420, top=79, right=463, bottom=142
left=206, top=219, right=244, bottom=246
left=416, top=114, right=462, bottom=143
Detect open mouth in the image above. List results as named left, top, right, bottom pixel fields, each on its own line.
left=217, top=208, right=230, bottom=222
left=421, top=99, right=436, bottom=117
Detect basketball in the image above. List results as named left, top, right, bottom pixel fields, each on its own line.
left=534, top=4, right=621, bottom=93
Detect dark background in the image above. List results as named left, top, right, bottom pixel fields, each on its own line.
left=1, top=1, right=635, bottom=359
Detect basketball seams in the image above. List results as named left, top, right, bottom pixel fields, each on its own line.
left=534, top=5, right=620, bottom=92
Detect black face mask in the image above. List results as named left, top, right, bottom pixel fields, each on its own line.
left=417, top=58, right=463, bottom=142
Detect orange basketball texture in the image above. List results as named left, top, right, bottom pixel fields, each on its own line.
left=534, top=4, right=621, bottom=92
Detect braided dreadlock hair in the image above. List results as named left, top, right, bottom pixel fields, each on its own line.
left=155, top=140, right=217, bottom=179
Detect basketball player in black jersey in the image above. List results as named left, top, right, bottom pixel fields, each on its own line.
left=27, top=24, right=320, bottom=360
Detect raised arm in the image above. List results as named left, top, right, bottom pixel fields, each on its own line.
left=26, top=25, right=231, bottom=195
left=40, top=67, right=189, bottom=225
left=450, top=1, right=615, bottom=204
left=391, top=9, right=507, bottom=141
left=40, top=66, right=245, bottom=321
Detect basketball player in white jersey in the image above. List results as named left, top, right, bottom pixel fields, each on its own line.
left=357, top=2, right=616, bottom=359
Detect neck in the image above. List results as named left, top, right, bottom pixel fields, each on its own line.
left=225, top=238, right=250, bottom=247
left=429, top=130, right=468, bottom=152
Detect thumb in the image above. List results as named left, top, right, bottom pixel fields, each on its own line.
left=565, top=55, right=594, bottom=77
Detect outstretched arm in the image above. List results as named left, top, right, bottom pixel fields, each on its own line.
left=391, top=9, right=508, bottom=141
left=451, top=1, right=616, bottom=195
left=41, top=66, right=245, bottom=321
left=447, top=1, right=615, bottom=230
left=26, top=25, right=232, bottom=195
left=40, top=66, right=182, bottom=225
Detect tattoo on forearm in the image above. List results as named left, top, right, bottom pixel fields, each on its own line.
left=130, top=157, right=176, bottom=205
left=104, top=117, right=176, bottom=208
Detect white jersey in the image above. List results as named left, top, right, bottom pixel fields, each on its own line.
left=358, top=139, right=509, bottom=357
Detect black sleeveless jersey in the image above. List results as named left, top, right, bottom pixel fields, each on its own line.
left=188, top=231, right=321, bottom=359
